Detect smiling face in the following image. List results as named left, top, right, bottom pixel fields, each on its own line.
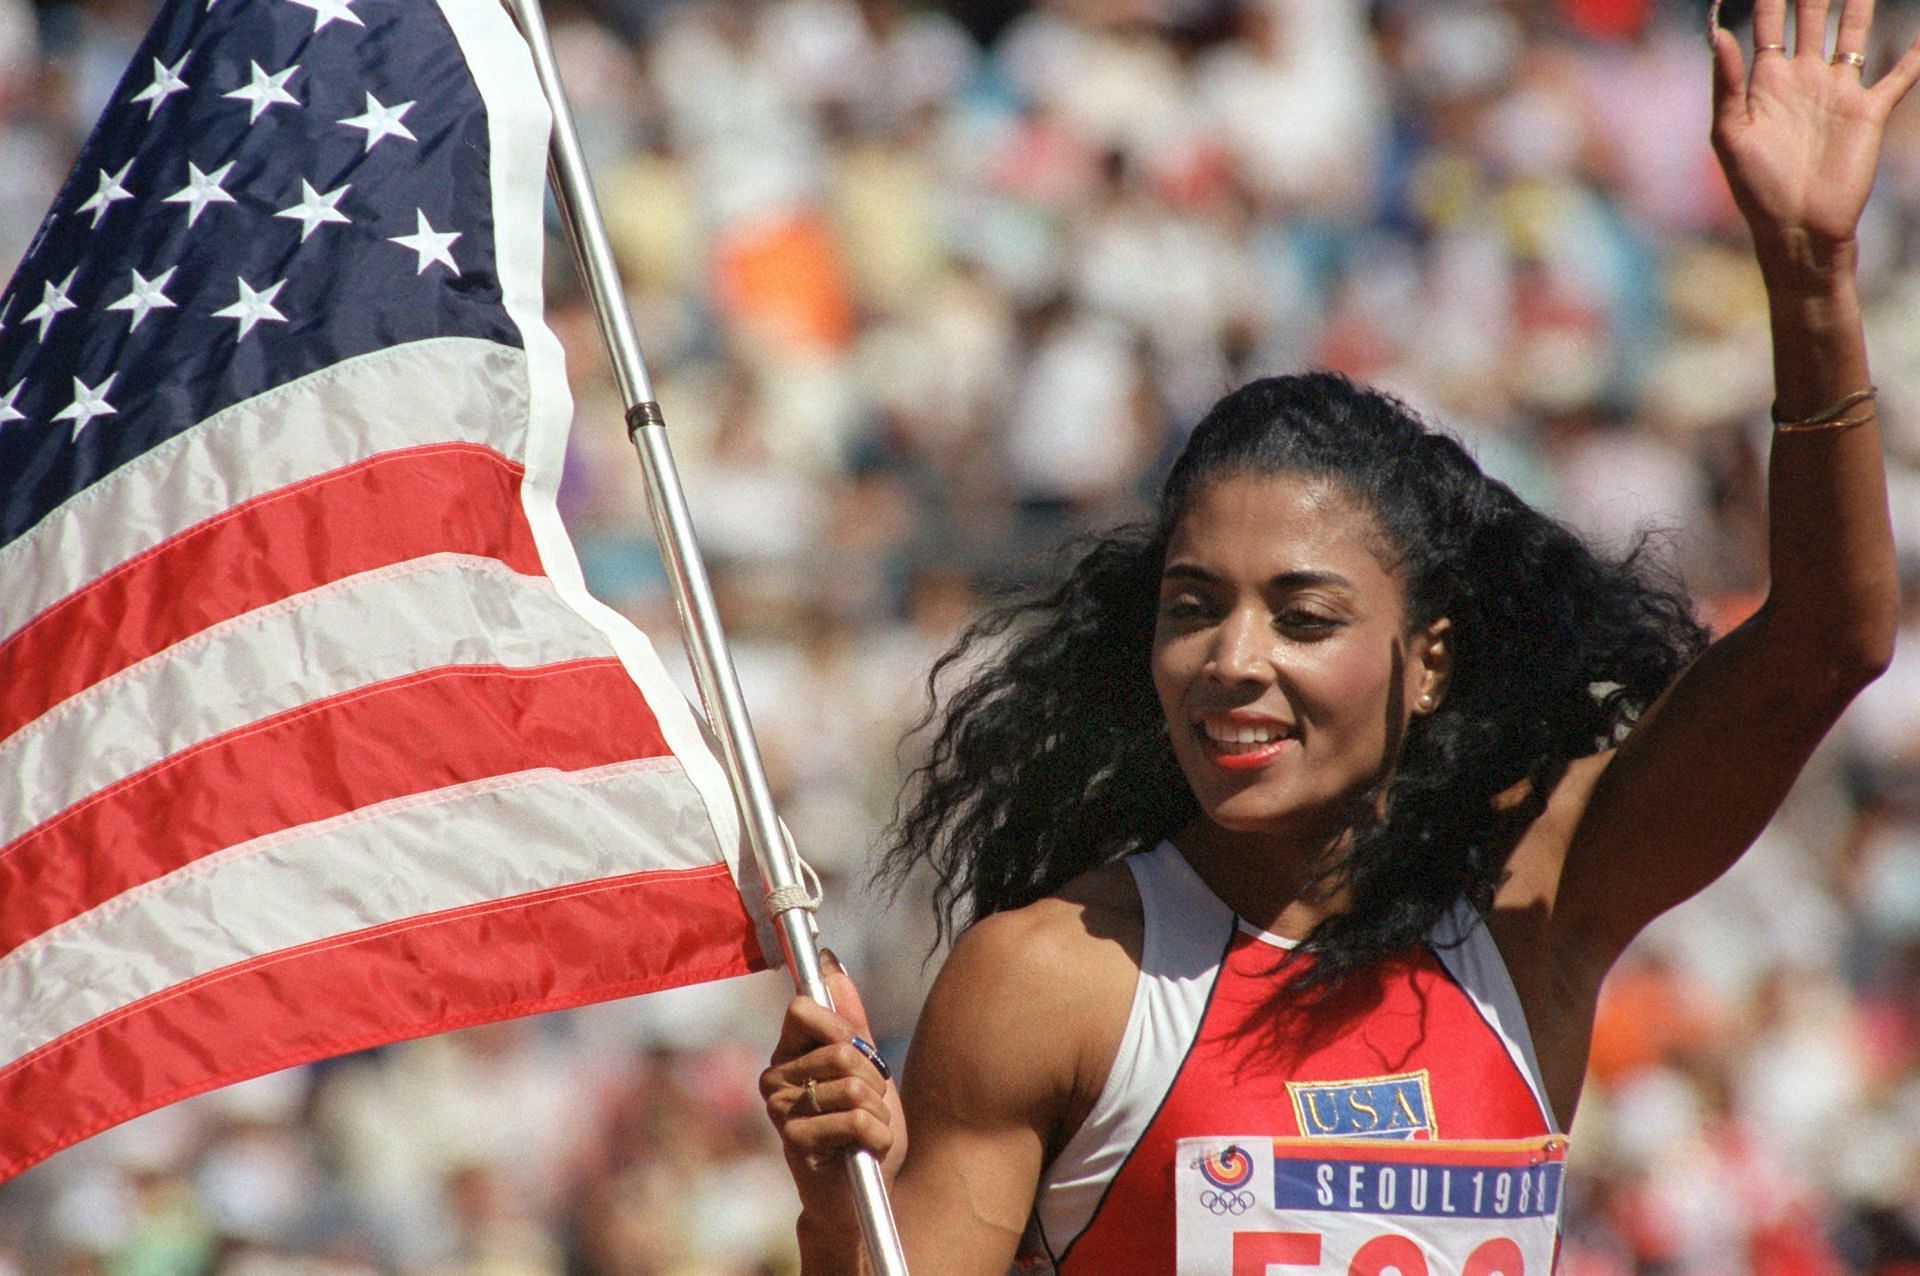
left=1151, top=472, right=1450, bottom=856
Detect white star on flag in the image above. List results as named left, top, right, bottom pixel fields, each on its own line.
left=389, top=210, right=460, bottom=275
left=106, top=267, right=180, bottom=331
left=52, top=373, right=119, bottom=440
left=275, top=181, right=352, bottom=241
left=77, top=162, right=135, bottom=227
left=340, top=93, right=416, bottom=151
left=289, top=0, right=364, bottom=33
left=163, top=160, right=238, bottom=227
left=224, top=61, right=300, bottom=123
left=212, top=276, right=289, bottom=339
left=24, top=270, right=78, bottom=341
left=129, top=53, right=190, bottom=118
left=0, top=382, right=23, bottom=427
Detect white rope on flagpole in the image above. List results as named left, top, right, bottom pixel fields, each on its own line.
left=496, top=2, right=910, bottom=1270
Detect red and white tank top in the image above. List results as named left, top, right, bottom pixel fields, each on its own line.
left=1017, top=843, right=1568, bottom=1276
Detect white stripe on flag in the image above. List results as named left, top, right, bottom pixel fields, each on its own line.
left=1, top=555, right=606, bottom=842
left=0, top=758, right=716, bottom=1065
left=0, top=0, right=778, bottom=1182
left=0, top=337, right=530, bottom=646
left=434, top=0, right=759, bottom=929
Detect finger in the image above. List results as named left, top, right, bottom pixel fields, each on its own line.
left=773, top=1074, right=893, bottom=1126
left=772, top=992, right=860, bottom=1063
left=1711, top=27, right=1750, bottom=128
left=1754, top=0, right=1789, bottom=51
left=819, top=948, right=875, bottom=1042
left=763, top=1038, right=891, bottom=1098
left=819, top=959, right=893, bottom=1079
left=1868, top=27, right=1920, bottom=109
left=1795, top=0, right=1833, bottom=59
left=1832, top=0, right=1875, bottom=59
left=781, top=1106, right=896, bottom=1163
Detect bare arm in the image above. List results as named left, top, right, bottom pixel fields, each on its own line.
left=763, top=879, right=1140, bottom=1275
left=881, top=910, right=1089, bottom=1271
left=1499, top=0, right=1916, bottom=1008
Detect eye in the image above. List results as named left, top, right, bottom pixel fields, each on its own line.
left=1276, top=606, right=1343, bottom=636
left=1159, top=592, right=1215, bottom=624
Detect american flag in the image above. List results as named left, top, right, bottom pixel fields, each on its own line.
left=0, top=0, right=771, bottom=1180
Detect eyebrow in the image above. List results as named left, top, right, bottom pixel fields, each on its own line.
left=1160, top=564, right=1356, bottom=591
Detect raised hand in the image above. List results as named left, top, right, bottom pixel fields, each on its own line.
left=1710, top=0, right=1920, bottom=264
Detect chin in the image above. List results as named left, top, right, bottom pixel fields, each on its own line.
left=1190, top=781, right=1350, bottom=846
left=1197, top=796, right=1316, bottom=837
left=1200, top=803, right=1279, bottom=832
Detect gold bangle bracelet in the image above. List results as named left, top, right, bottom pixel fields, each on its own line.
left=1772, top=386, right=1877, bottom=430
left=1775, top=409, right=1876, bottom=435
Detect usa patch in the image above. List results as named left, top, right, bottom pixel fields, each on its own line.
left=1286, top=1071, right=1435, bottom=1140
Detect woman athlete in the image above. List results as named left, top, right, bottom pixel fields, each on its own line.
left=763, top=1, right=1919, bottom=1270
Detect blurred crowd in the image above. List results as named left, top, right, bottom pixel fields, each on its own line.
left=4, top=0, right=1920, bottom=1269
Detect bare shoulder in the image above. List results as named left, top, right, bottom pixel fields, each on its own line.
left=932, top=859, right=1141, bottom=1002
left=1487, top=750, right=1619, bottom=1045
left=1491, top=749, right=1617, bottom=925
left=906, top=859, right=1144, bottom=1144
left=1486, top=748, right=1624, bottom=1129
left=883, top=863, right=1147, bottom=1266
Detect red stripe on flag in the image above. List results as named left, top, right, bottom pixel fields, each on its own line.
left=0, top=444, right=542, bottom=741
left=0, top=863, right=765, bottom=1179
left=0, top=659, right=667, bottom=957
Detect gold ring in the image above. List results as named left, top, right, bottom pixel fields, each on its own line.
left=1754, top=42, right=1786, bottom=54
left=1833, top=51, right=1867, bottom=68
left=803, top=1078, right=820, bottom=1115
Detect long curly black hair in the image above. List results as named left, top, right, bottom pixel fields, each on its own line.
left=882, top=373, right=1709, bottom=985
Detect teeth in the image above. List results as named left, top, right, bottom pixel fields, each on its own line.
left=1202, top=721, right=1289, bottom=749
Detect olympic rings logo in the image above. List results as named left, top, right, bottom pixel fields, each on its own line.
left=1198, top=1145, right=1254, bottom=1191
left=1194, top=1145, right=1257, bottom=1215
left=1200, top=1188, right=1255, bottom=1216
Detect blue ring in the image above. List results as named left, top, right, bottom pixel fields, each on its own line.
left=850, top=1035, right=892, bottom=1081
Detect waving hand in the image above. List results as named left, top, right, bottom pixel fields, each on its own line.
left=1710, top=0, right=1920, bottom=258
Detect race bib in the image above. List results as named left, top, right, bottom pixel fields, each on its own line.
left=1175, top=1136, right=1568, bottom=1276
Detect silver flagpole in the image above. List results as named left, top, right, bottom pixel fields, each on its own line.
left=499, top=1, right=911, bottom=1271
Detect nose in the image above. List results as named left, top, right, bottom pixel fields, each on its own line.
left=1205, top=606, right=1272, bottom=687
